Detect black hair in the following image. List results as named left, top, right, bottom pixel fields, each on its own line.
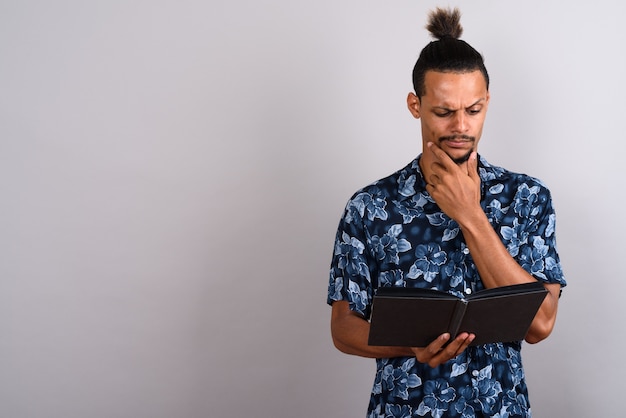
left=412, top=7, right=489, bottom=98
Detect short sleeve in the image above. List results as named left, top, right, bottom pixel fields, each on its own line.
left=327, top=197, right=376, bottom=318
left=500, top=181, right=567, bottom=288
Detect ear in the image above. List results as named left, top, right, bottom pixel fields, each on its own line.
left=407, top=92, right=420, bottom=119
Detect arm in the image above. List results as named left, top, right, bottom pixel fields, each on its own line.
left=448, top=208, right=560, bottom=343
left=331, top=300, right=475, bottom=367
left=423, top=143, right=561, bottom=343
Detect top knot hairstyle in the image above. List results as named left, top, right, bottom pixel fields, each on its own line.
left=412, top=7, right=489, bottom=98
left=426, top=7, right=463, bottom=39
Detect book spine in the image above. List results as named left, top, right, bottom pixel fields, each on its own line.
left=448, top=299, right=468, bottom=339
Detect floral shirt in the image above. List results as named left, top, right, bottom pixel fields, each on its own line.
left=327, top=155, right=566, bottom=418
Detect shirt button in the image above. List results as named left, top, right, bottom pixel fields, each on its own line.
left=465, top=288, right=472, bottom=295
left=463, top=248, right=470, bottom=254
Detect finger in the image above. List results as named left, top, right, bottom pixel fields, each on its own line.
left=467, top=151, right=479, bottom=181
left=427, top=142, right=456, bottom=170
left=452, top=333, right=475, bottom=357
left=425, top=333, right=450, bottom=355
left=413, top=333, right=450, bottom=367
left=414, top=333, right=473, bottom=367
left=415, top=333, right=450, bottom=358
left=440, top=333, right=474, bottom=359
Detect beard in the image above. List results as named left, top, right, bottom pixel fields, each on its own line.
left=438, top=135, right=475, bottom=164
left=451, top=149, right=473, bottom=164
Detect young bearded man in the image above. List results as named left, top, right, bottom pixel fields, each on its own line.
left=327, top=7, right=566, bottom=418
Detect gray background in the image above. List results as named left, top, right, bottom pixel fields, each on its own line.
left=1, top=1, right=622, bottom=417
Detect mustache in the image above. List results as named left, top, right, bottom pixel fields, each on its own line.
left=439, top=135, right=475, bottom=142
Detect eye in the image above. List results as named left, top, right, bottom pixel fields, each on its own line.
left=467, top=107, right=482, bottom=115
left=435, top=110, right=452, bottom=117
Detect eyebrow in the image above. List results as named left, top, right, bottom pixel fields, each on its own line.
left=434, top=98, right=486, bottom=111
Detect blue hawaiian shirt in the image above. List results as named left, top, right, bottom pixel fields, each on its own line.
left=328, top=155, right=566, bottom=418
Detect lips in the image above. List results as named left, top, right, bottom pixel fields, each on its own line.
left=441, top=136, right=474, bottom=148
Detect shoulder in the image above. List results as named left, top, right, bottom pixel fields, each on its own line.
left=339, top=158, right=422, bottom=226
left=347, top=157, right=422, bottom=203
left=479, top=156, right=552, bottom=198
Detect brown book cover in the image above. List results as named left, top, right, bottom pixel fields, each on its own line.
left=368, top=282, right=548, bottom=347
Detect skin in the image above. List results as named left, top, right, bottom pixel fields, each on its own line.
left=331, top=70, right=561, bottom=368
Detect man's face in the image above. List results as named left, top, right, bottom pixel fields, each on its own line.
left=408, top=70, right=490, bottom=164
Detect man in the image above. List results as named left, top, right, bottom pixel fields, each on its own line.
left=327, top=7, right=566, bottom=418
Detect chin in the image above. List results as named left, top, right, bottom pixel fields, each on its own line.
left=450, top=150, right=473, bottom=164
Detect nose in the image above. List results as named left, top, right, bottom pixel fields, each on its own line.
left=451, top=112, right=468, bottom=133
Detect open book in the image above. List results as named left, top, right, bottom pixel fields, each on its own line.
left=368, top=282, right=548, bottom=347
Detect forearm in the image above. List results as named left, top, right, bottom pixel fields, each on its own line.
left=458, top=210, right=560, bottom=342
left=458, top=211, right=535, bottom=288
left=331, top=301, right=414, bottom=358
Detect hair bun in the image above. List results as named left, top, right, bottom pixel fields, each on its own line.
left=426, top=7, right=463, bottom=40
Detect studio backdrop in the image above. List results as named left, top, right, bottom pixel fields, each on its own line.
left=1, top=1, right=623, bottom=417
